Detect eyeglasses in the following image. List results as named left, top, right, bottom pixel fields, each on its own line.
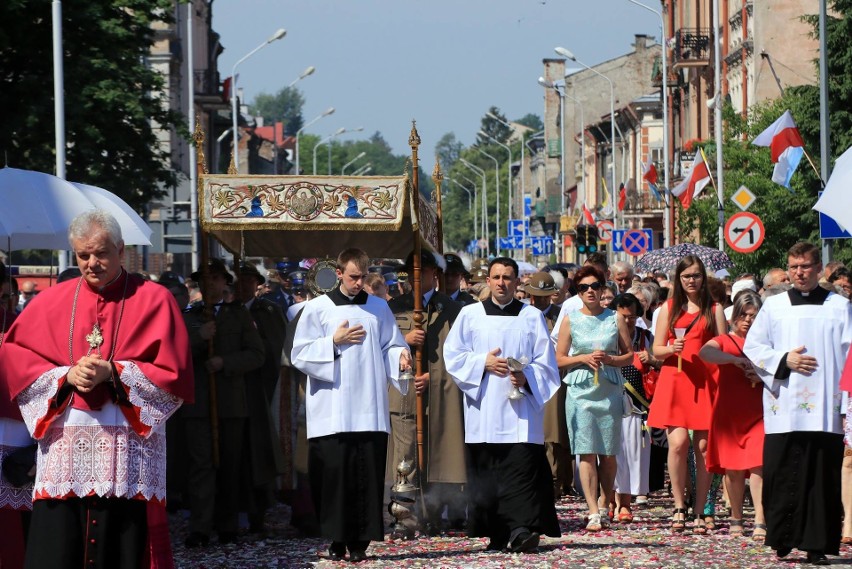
left=788, top=262, right=817, bottom=272
left=577, top=282, right=602, bottom=293
left=680, top=273, right=704, bottom=281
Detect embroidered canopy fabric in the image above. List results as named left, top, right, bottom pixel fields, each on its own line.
left=199, top=174, right=439, bottom=258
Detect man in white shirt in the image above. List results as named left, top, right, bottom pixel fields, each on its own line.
left=443, top=257, right=561, bottom=553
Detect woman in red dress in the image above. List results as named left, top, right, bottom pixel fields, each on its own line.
left=699, top=290, right=766, bottom=541
left=648, top=255, right=726, bottom=533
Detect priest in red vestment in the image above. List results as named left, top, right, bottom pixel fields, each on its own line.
left=0, top=210, right=193, bottom=569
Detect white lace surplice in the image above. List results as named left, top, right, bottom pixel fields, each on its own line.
left=17, top=361, right=182, bottom=501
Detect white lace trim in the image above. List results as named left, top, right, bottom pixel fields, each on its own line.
left=34, top=425, right=167, bottom=501
left=118, top=360, right=182, bottom=433
left=16, top=363, right=182, bottom=501
left=18, top=367, right=68, bottom=436
left=0, top=444, right=34, bottom=510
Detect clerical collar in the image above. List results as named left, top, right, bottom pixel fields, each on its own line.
left=87, top=268, right=128, bottom=298
left=483, top=297, right=524, bottom=316
left=788, top=285, right=830, bottom=306
left=329, top=286, right=369, bottom=306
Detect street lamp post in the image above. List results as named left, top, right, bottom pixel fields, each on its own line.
left=341, top=151, right=367, bottom=175
left=327, top=127, right=364, bottom=174
left=295, top=107, right=334, bottom=175
left=353, top=164, right=372, bottom=176
left=479, top=130, right=513, bottom=256
left=476, top=147, right=500, bottom=255
left=458, top=174, right=479, bottom=246
left=484, top=113, right=517, bottom=219
left=313, top=128, right=346, bottom=175
left=460, top=158, right=489, bottom=257
left=231, top=28, right=287, bottom=172
left=625, top=0, right=671, bottom=247
left=288, top=66, right=315, bottom=88
left=555, top=47, right=617, bottom=235
left=447, top=177, right=476, bottom=244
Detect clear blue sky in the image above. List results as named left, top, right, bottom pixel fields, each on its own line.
left=213, top=0, right=661, bottom=156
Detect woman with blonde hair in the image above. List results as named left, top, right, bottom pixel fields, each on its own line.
left=648, top=255, right=726, bottom=533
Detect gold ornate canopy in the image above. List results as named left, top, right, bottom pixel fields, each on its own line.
left=198, top=173, right=439, bottom=258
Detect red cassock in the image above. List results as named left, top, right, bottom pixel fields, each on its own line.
left=705, top=334, right=764, bottom=473
left=0, top=271, right=193, bottom=569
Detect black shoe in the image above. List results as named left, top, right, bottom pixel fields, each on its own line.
left=184, top=532, right=209, bottom=548
left=776, top=547, right=792, bottom=559
left=328, top=542, right=346, bottom=560
left=348, top=550, right=367, bottom=563
left=486, top=539, right=508, bottom=552
left=218, top=531, right=238, bottom=545
left=807, top=551, right=829, bottom=565
left=509, top=531, right=540, bottom=553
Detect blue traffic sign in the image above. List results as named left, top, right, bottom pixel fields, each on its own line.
left=524, top=196, right=532, bottom=217
left=622, top=229, right=652, bottom=256
left=507, top=219, right=529, bottom=237
left=818, top=192, right=852, bottom=239
left=612, top=229, right=653, bottom=254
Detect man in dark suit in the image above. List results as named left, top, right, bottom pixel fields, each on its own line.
left=235, top=262, right=288, bottom=536
left=180, top=259, right=265, bottom=547
left=443, top=253, right=476, bottom=306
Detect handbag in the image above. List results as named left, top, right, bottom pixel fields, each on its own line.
left=642, top=367, right=659, bottom=400
left=1, top=444, right=37, bottom=488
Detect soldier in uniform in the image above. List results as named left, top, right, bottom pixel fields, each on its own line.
left=180, top=259, right=265, bottom=547
left=235, top=263, right=287, bottom=536
left=443, top=253, right=476, bottom=306
left=524, top=272, right=574, bottom=499
left=388, top=251, right=467, bottom=536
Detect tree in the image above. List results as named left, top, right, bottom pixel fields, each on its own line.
left=0, top=0, right=184, bottom=211
left=476, top=106, right=512, bottom=145
left=250, top=87, right=305, bottom=135
left=435, top=132, right=463, bottom=175
left=515, top=113, right=544, bottom=132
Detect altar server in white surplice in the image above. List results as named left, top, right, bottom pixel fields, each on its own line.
left=291, top=248, right=411, bottom=564
left=744, top=242, right=852, bottom=564
left=443, top=257, right=561, bottom=554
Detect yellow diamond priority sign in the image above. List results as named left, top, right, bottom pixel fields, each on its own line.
left=731, top=185, right=756, bottom=212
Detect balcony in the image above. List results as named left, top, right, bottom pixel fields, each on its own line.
left=193, top=69, right=231, bottom=111
left=672, top=28, right=712, bottom=68
left=724, top=39, right=753, bottom=69
left=651, top=56, right=682, bottom=88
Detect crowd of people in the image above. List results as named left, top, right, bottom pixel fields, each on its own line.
left=2, top=209, right=852, bottom=567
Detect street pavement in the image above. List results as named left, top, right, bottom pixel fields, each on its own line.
left=170, top=489, right=851, bottom=568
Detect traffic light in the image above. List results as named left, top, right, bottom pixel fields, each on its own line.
left=576, top=225, right=599, bottom=254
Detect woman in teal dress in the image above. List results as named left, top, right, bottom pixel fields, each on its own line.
left=555, top=266, right=633, bottom=531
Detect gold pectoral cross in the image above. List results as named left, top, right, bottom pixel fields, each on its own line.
left=85, top=323, right=104, bottom=356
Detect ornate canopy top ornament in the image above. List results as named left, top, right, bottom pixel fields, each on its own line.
left=431, top=158, right=443, bottom=183
left=408, top=120, right=421, bottom=148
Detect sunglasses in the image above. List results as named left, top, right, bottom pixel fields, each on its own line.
left=577, top=282, right=602, bottom=293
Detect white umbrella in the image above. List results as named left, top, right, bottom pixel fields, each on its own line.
left=0, top=167, right=151, bottom=249
left=516, top=260, right=538, bottom=276
left=70, top=182, right=152, bottom=246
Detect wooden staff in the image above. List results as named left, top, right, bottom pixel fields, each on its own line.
left=409, top=121, right=427, bottom=479
left=432, top=159, right=446, bottom=294
left=194, top=120, right=220, bottom=467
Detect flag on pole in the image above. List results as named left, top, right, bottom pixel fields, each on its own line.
left=671, top=150, right=711, bottom=209
left=582, top=202, right=595, bottom=225
left=642, top=159, right=663, bottom=201
left=752, top=110, right=805, bottom=189
left=813, top=145, right=852, bottom=232
left=618, top=183, right=627, bottom=211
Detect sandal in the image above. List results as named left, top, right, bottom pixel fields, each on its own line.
left=671, top=508, right=686, bottom=532
left=842, top=535, right=852, bottom=545
left=693, top=517, right=707, bottom=535
left=704, top=515, right=716, bottom=531
left=618, top=508, right=634, bottom=523
left=752, top=523, right=767, bottom=542
left=729, top=519, right=744, bottom=537
left=586, top=512, right=602, bottom=532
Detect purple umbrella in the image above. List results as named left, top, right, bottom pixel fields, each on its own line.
left=634, top=243, right=734, bottom=274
